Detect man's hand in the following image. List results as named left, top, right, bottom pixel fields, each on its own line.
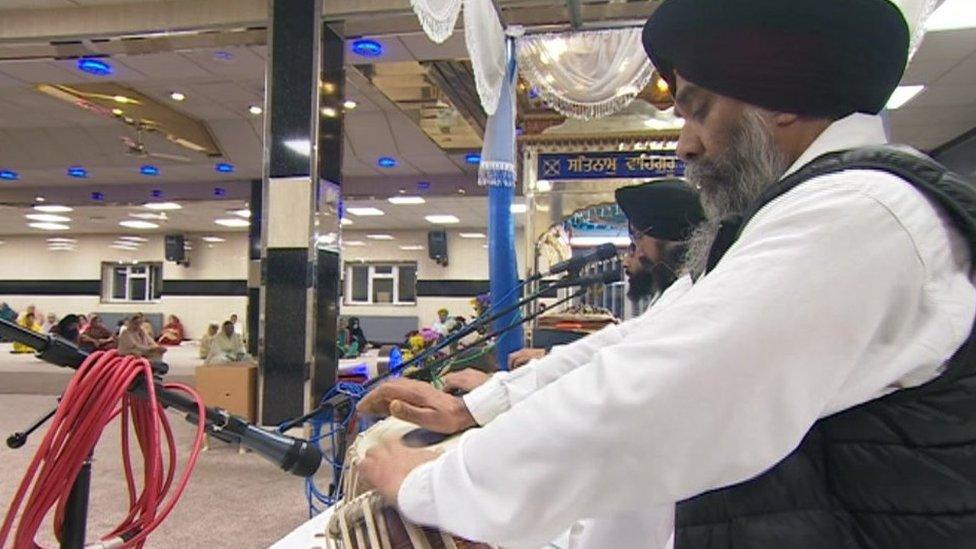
left=357, top=378, right=477, bottom=434
left=359, top=440, right=439, bottom=504
left=507, top=347, right=547, bottom=369
left=441, top=369, right=490, bottom=393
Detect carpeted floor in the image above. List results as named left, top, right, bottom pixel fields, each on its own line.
left=0, top=350, right=326, bottom=547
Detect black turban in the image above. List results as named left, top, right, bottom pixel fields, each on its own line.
left=615, top=179, right=705, bottom=241
left=642, top=0, right=910, bottom=118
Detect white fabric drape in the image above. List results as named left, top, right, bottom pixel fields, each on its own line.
left=517, top=28, right=653, bottom=120
left=463, top=0, right=507, bottom=116
left=409, top=0, right=462, bottom=44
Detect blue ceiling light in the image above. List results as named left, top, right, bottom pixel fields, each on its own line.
left=215, top=162, right=235, bottom=173
left=377, top=157, right=397, bottom=168
left=464, top=153, right=481, bottom=165
left=213, top=50, right=235, bottom=61
left=0, top=170, right=19, bottom=181
left=76, top=58, right=112, bottom=76
left=67, top=166, right=88, bottom=178
left=351, top=39, right=383, bottom=58
left=91, top=191, right=104, bottom=201
left=140, top=165, right=159, bottom=176
left=416, top=181, right=431, bottom=190
left=151, top=189, right=163, bottom=198
left=213, top=187, right=227, bottom=197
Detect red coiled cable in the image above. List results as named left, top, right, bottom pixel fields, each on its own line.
left=1, top=350, right=205, bottom=548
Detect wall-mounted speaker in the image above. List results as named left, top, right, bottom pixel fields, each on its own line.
left=165, top=234, right=187, bottom=264
left=427, top=230, right=448, bottom=266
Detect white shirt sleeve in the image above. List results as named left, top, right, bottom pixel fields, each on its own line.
left=398, top=178, right=960, bottom=548
left=463, top=276, right=695, bottom=425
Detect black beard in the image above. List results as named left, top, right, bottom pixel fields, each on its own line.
left=627, top=257, right=676, bottom=301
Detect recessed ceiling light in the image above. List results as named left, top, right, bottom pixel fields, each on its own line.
left=248, top=105, right=263, bottom=115
left=340, top=218, right=353, bottom=226
left=170, top=91, right=186, bottom=101
left=213, top=50, right=235, bottom=61
left=29, top=222, right=70, bottom=231
left=388, top=196, right=425, bottom=205
left=46, top=237, right=77, bottom=243
left=886, top=85, right=925, bottom=110
left=129, top=212, right=167, bottom=220
left=48, top=246, right=76, bottom=252
left=34, top=204, right=72, bottom=213
left=139, top=165, right=160, bottom=176
left=201, top=236, right=226, bottom=243
left=343, top=240, right=366, bottom=246
left=425, top=214, right=460, bottom=224
left=343, top=100, right=358, bottom=110
left=215, top=218, right=250, bottom=227
left=26, top=214, right=71, bottom=222
left=377, top=157, right=397, bottom=168
left=346, top=207, right=385, bottom=217
left=76, top=58, right=112, bottom=76
left=459, top=232, right=486, bottom=239
left=464, top=153, right=481, bottom=165
left=34, top=196, right=45, bottom=202
left=926, top=0, right=976, bottom=31
left=113, top=240, right=141, bottom=247
left=113, top=95, right=133, bottom=104
left=111, top=244, right=139, bottom=250
left=366, top=234, right=394, bottom=240
left=213, top=187, right=226, bottom=197
left=67, top=166, right=88, bottom=178
left=119, top=220, right=159, bottom=229
left=90, top=192, right=104, bottom=201
left=510, top=204, right=528, bottom=214
left=399, top=245, right=424, bottom=251
left=0, top=170, right=19, bottom=180
left=230, top=209, right=251, bottom=218
left=284, top=139, right=311, bottom=156
left=118, top=236, right=148, bottom=242
left=215, top=162, right=234, bottom=173
left=351, top=39, right=384, bottom=58
left=321, top=107, right=338, bottom=117
left=143, top=202, right=181, bottom=210
left=111, top=108, right=123, bottom=116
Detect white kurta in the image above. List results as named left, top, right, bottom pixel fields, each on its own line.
left=396, top=113, right=976, bottom=548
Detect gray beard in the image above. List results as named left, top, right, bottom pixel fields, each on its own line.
left=682, top=110, right=790, bottom=278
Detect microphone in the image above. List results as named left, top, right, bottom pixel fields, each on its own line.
left=552, top=268, right=623, bottom=289
left=235, top=422, right=322, bottom=477
left=541, top=243, right=618, bottom=278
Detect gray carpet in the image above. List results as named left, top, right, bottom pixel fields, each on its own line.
left=0, top=393, right=322, bottom=548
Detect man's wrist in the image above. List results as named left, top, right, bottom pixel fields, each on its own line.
left=450, top=396, right=477, bottom=432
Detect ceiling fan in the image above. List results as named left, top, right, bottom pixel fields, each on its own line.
left=120, top=124, right=192, bottom=162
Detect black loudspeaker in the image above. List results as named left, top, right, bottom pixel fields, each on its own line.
left=427, top=230, right=448, bottom=266
left=165, top=234, right=186, bottom=263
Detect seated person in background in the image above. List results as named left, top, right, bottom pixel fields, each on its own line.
left=77, top=314, right=89, bottom=334
left=198, top=323, right=219, bottom=359
left=337, top=318, right=360, bottom=358
left=118, top=315, right=167, bottom=361
left=50, top=314, right=82, bottom=345
left=41, top=313, right=58, bottom=334
left=431, top=309, right=454, bottom=337
left=157, top=315, right=185, bottom=345
left=205, top=321, right=249, bottom=364
left=230, top=313, right=243, bottom=335
left=79, top=315, right=116, bottom=352
left=12, top=312, right=42, bottom=353
left=0, top=302, right=17, bottom=323
left=347, top=317, right=368, bottom=351
left=140, top=317, right=156, bottom=339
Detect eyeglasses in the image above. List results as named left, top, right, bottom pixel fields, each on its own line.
left=628, top=224, right=654, bottom=243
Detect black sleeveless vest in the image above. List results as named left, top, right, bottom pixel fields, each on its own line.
left=675, top=146, right=976, bottom=549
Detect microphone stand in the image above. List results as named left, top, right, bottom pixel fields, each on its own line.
left=0, top=319, right=322, bottom=549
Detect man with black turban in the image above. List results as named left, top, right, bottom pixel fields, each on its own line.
left=357, top=1, right=976, bottom=547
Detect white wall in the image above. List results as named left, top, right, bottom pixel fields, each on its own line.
left=0, top=233, right=248, bottom=338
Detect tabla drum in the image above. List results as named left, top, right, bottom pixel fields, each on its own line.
left=325, top=416, right=493, bottom=549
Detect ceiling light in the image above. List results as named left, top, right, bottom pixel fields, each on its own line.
left=29, top=222, right=70, bottom=231
left=464, top=153, right=481, bottom=165
left=416, top=181, right=430, bottom=190
left=113, top=239, right=141, bottom=246
left=925, top=0, right=976, bottom=31
left=215, top=218, right=250, bottom=227
left=215, top=162, right=235, bottom=173
left=213, top=187, right=226, bottom=197
left=321, top=107, right=338, bottom=117
left=377, top=157, right=397, bottom=168
left=425, top=214, right=460, bottom=224
left=91, top=192, right=104, bottom=201
left=367, top=234, right=394, bottom=240
left=26, top=214, right=71, bottom=222
left=34, top=196, right=45, bottom=202
left=129, top=212, right=167, bottom=220
left=76, top=58, right=112, bottom=76
left=343, top=240, right=365, bottom=246
left=0, top=170, right=19, bottom=180
left=536, top=180, right=552, bottom=192
left=111, top=108, right=123, bottom=116
left=655, top=77, right=669, bottom=93
left=284, top=139, right=311, bottom=156
left=248, top=105, right=263, bottom=115
left=119, top=220, right=159, bottom=229
left=213, top=50, right=234, bottom=61
left=35, top=204, right=72, bottom=213
left=139, top=165, right=160, bottom=176
left=48, top=246, right=76, bottom=252
left=346, top=207, right=385, bottom=217
left=47, top=237, right=77, bottom=243
left=113, top=95, right=133, bottom=104
left=510, top=204, right=528, bottom=214
left=569, top=236, right=631, bottom=247
left=317, top=233, right=338, bottom=245
left=201, top=236, right=226, bottom=243
left=343, top=100, right=358, bottom=110
left=399, top=245, right=424, bottom=251
left=111, top=244, right=139, bottom=250
left=143, top=202, right=182, bottom=210
left=388, top=196, right=425, bottom=205
left=351, top=39, right=384, bottom=58
left=340, top=218, right=352, bottom=226
left=459, top=232, right=485, bottom=239
left=170, top=91, right=186, bottom=101
left=231, top=209, right=251, bottom=218
left=65, top=166, right=88, bottom=178
left=886, top=85, right=925, bottom=110
left=118, top=236, right=148, bottom=242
